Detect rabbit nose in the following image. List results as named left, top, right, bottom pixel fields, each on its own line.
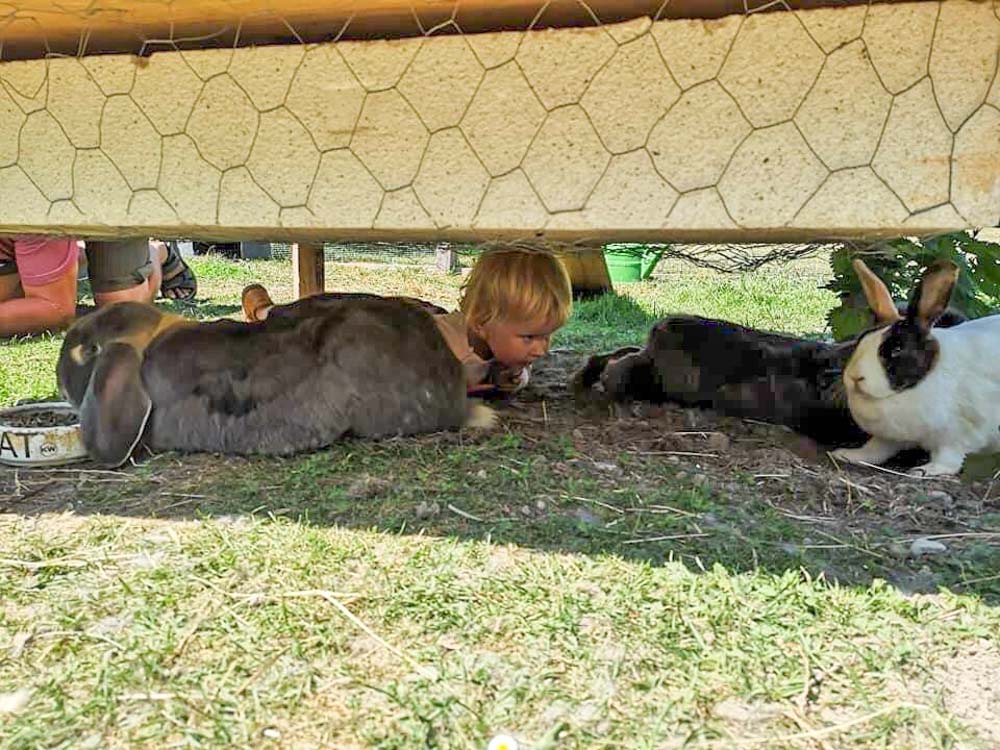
left=851, top=375, right=865, bottom=386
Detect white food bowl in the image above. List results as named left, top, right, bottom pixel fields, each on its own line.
left=0, top=401, right=87, bottom=467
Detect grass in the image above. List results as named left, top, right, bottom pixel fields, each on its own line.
left=0, top=256, right=837, bottom=409
left=2, top=254, right=998, bottom=749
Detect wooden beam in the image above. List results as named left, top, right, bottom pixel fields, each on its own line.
left=0, top=0, right=904, bottom=61
left=292, top=242, right=325, bottom=299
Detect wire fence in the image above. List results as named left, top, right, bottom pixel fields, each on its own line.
left=264, top=241, right=842, bottom=273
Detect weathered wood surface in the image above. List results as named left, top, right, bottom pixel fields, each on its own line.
left=292, top=242, right=325, bottom=299
left=0, top=0, right=907, bottom=60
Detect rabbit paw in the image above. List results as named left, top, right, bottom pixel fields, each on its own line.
left=830, top=437, right=904, bottom=468
left=830, top=447, right=867, bottom=465
left=909, top=448, right=965, bottom=478
left=464, top=402, right=497, bottom=431
left=908, top=463, right=960, bottom=478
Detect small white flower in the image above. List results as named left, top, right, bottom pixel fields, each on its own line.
left=487, top=734, right=519, bottom=750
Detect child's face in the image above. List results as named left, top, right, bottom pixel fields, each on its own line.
left=477, top=315, right=561, bottom=369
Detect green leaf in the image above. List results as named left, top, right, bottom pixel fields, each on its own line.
left=826, top=232, right=1000, bottom=324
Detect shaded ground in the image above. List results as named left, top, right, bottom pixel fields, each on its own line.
left=4, top=349, right=997, bottom=603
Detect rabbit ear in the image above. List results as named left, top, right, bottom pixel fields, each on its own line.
left=852, top=258, right=899, bottom=325
left=80, top=342, right=152, bottom=467
left=910, top=260, right=960, bottom=331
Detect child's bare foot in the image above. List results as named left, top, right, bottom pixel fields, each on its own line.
left=241, top=284, right=274, bottom=322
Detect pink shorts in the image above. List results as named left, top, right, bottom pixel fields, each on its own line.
left=0, top=235, right=78, bottom=287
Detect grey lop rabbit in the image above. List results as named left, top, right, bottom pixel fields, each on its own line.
left=57, top=299, right=494, bottom=467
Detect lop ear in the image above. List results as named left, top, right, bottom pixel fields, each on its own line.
left=910, top=259, right=960, bottom=332
left=80, top=342, right=152, bottom=468
left=852, top=258, right=900, bottom=325
left=57, top=339, right=96, bottom=408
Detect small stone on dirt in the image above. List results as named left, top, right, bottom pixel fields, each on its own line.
left=415, top=501, right=440, bottom=519
left=692, top=473, right=709, bottom=487
left=909, top=537, right=948, bottom=557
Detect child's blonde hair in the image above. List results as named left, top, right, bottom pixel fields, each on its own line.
left=459, top=247, right=573, bottom=330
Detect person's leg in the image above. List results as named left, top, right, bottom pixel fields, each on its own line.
left=146, top=240, right=167, bottom=298
left=0, top=238, right=78, bottom=336
left=87, top=239, right=160, bottom=306
left=0, top=261, right=22, bottom=301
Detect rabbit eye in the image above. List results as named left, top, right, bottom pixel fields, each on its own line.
left=86, top=343, right=101, bottom=357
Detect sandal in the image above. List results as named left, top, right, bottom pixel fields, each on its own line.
left=160, top=241, right=198, bottom=301
left=241, top=283, right=274, bottom=322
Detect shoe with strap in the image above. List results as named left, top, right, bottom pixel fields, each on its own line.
left=160, top=241, right=198, bottom=301
left=241, top=283, right=274, bottom=322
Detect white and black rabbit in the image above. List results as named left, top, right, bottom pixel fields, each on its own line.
left=832, top=259, right=1000, bottom=476
left=572, top=258, right=967, bottom=447
left=57, top=298, right=494, bottom=467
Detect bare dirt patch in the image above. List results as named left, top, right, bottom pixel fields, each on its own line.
left=935, top=639, right=1000, bottom=746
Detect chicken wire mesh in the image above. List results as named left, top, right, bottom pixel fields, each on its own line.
left=260, top=240, right=840, bottom=272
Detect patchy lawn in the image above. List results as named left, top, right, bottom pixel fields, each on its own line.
left=1, top=255, right=998, bottom=749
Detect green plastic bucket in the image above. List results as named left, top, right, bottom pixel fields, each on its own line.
left=603, top=245, right=664, bottom=283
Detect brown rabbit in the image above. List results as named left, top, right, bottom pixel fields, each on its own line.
left=57, top=299, right=493, bottom=467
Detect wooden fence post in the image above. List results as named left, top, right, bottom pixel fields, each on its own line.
left=293, top=242, right=325, bottom=299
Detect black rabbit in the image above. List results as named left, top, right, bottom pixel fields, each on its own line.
left=572, top=259, right=966, bottom=446
left=58, top=298, right=493, bottom=467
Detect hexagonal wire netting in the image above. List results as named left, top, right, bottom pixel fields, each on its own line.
left=2, top=1, right=996, bottom=239
left=2, top=2, right=995, bottom=255
left=265, top=240, right=838, bottom=273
